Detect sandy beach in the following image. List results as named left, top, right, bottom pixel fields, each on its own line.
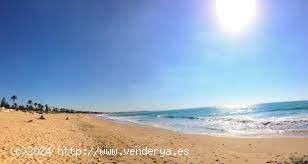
left=0, top=111, right=307, bottom=164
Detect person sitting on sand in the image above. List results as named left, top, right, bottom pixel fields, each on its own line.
left=39, top=115, right=45, bottom=120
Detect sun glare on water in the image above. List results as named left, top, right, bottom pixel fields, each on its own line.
left=216, top=0, right=257, bottom=34
left=224, top=104, right=250, bottom=109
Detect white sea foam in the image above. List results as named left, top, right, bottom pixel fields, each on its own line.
left=98, top=101, right=308, bottom=137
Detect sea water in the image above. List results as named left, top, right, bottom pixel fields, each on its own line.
left=99, top=101, right=308, bottom=137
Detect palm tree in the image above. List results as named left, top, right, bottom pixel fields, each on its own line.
left=33, top=102, right=38, bottom=110
left=27, top=100, right=32, bottom=105
left=0, top=97, right=6, bottom=108
left=27, top=100, right=33, bottom=111
left=10, top=95, right=17, bottom=108
left=37, top=103, right=43, bottom=112
left=44, top=104, right=49, bottom=113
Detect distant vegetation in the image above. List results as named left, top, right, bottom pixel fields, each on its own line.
left=0, top=95, right=102, bottom=114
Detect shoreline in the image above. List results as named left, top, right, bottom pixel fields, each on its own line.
left=1, top=111, right=308, bottom=163
left=93, top=114, right=308, bottom=163
left=97, top=115, right=308, bottom=139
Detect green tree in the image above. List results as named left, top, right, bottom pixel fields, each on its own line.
left=10, top=95, right=18, bottom=108
left=33, top=102, right=38, bottom=110
left=37, top=103, right=44, bottom=112
left=45, top=104, right=49, bottom=113
left=27, top=100, right=32, bottom=106
left=0, top=97, right=6, bottom=108
left=27, top=100, right=33, bottom=111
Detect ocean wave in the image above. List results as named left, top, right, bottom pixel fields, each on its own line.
left=100, top=101, right=308, bottom=137
left=155, top=115, right=199, bottom=119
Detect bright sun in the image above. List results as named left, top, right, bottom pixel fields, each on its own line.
left=216, top=0, right=256, bottom=34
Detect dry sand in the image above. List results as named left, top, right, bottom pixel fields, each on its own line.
left=0, top=111, right=307, bottom=163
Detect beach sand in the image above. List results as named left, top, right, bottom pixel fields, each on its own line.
left=0, top=111, right=307, bottom=163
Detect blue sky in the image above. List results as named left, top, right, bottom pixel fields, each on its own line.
left=0, top=0, right=307, bottom=112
